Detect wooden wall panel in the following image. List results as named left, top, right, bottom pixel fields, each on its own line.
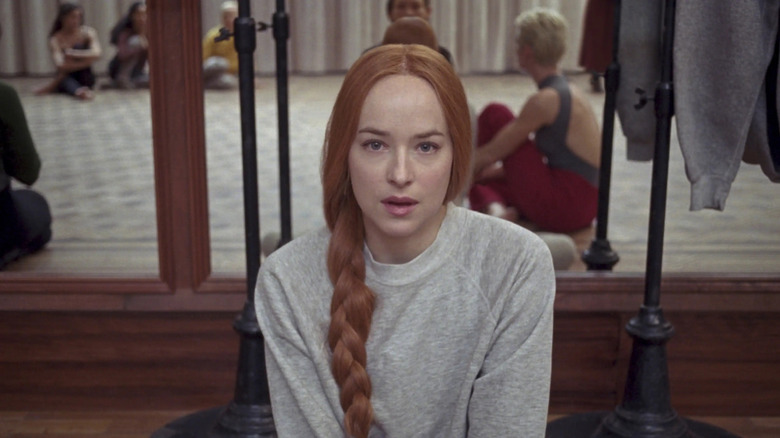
left=549, top=313, right=622, bottom=413
left=2, top=310, right=778, bottom=416
left=0, top=312, right=236, bottom=411
left=665, top=312, right=780, bottom=416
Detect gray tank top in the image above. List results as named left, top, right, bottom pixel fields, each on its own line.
left=533, top=75, right=599, bottom=186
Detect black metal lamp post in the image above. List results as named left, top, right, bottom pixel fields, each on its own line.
left=547, top=1, right=738, bottom=436
left=151, top=1, right=291, bottom=436
left=582, top=0, right=621, bottom=271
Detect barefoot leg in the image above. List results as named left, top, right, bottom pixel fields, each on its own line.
left=34, top=73, right=65, bottom=95
left=74, top=87, right=94, bottom=100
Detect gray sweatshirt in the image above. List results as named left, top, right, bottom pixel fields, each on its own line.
left=255, top=204, right=555, bottom=437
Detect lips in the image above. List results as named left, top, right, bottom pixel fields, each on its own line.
left=382, top=196, right=418, bottom=217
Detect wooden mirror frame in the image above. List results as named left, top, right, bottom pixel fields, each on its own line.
left=0, top=1, right=244, bottom=311
left=0, top=1, right=777, bottom=314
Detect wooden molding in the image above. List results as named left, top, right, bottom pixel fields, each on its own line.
left=2, top=311, right=777, bottom=416
left=1, top=271, right=779, bottom=312
left=556, top=273, right=780, bottom=312
left=148, top=0, right=211, bottom=291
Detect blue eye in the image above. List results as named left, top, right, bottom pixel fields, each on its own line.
left=364, top=141, right=383, bottom=151
left=418, top=142, right=437, bottom=153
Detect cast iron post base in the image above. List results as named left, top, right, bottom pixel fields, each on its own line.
left=546, top=411, right=739, bottom=438
left=546, top=307, right=738, bottom=438
left=582, top=238, right=620, bottom=271
left=150, top=405, right=275, bottom=438
left=150, top=306, right=276, bottom=438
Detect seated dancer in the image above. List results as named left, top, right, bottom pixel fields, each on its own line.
left=107, top=2, right=149, bottom=89
left=1, top=21, right=52, bottom=268
left=36, top=2, right=101, bottom=100
left=470, top=8, right=601, bottom=233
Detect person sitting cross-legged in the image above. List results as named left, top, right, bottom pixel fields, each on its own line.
left=469, top=8, right=602, bottom=234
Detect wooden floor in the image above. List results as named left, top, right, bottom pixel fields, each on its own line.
left=0, top=411, right=778, bottom=437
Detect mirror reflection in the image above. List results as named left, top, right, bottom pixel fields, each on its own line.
left=1, top=1, right=776, bottom=276
left=0, top=1, right=157, bottom=274
left=202, top=0, right=779, bottom=275
left=202, top=0, right=333, bottom=274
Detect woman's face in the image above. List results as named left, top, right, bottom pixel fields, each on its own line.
left=132, top=5, right=147, bottom=30
left=63, top=9, right=82, bottom=31
left=348, top=74, right=453, bottom=264
left=222, top=8, right=238, bottom=32
left=389, top=0, right=431, bottom=22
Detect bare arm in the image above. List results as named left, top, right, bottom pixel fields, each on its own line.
left=55, top=27, right=101, bottom=72
left=58, top=57, right=93, bottom=73
left=34, top=38, right=69, bottom=94
left=65, top=27, right=102, bottom=60
left=115, top=30, right=148, bottom=61
left=48, top=36, right=66, bottom=69
left=473, top=91, right=556, bottom=175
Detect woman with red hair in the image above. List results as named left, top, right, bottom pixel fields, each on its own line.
left=254, top=44, right=555, bottom=437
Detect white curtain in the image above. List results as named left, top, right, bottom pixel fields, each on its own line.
left=1, top=0, right=586, bottom=76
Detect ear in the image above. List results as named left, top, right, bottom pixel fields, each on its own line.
left=421, top=2, right=432, bottom=21
left=518, top=43, right=534, bottom=62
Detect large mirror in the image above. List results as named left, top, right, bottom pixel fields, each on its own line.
left=200, top=0, right=779, bottom=276
left=2, top=0, right=776, bottom=279
left=0, top=0, right=157, bottom=275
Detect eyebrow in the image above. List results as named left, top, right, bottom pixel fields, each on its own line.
left=357, top=127, right=445, bottom=139
left=357, top=127, right=389, bottom=136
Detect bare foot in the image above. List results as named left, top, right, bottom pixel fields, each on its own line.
left=75, top=87, right=94, bottom=101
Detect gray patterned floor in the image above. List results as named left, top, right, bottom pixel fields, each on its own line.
left=3, top=73, right=780, bottom=274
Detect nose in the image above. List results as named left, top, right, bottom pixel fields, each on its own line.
left=402, top=7, right=417, bottom=17
left=387, top=148, right=413, bottom=187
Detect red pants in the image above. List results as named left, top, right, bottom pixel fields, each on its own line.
left=468, top=103, right=598, bottom=233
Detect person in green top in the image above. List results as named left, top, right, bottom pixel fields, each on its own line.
left=1, top=23, right=52, bottom=269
